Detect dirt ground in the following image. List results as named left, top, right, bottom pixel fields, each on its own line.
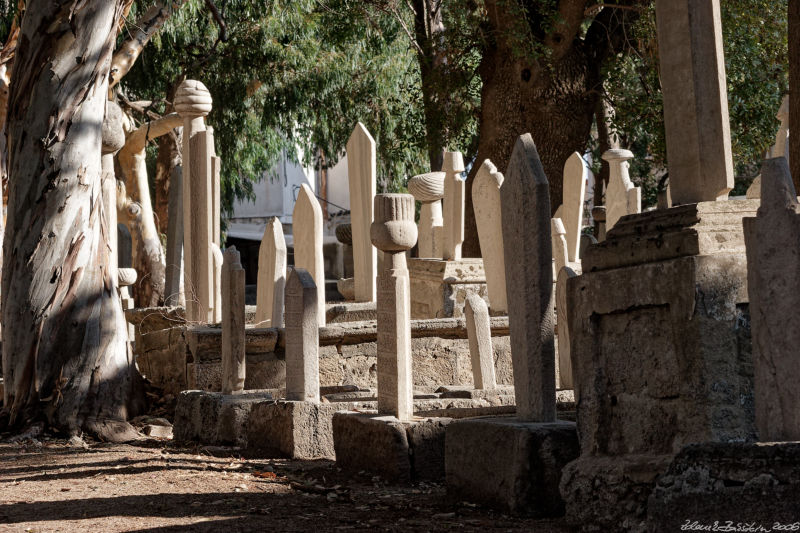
left=0, top=436, right=574, bottom=533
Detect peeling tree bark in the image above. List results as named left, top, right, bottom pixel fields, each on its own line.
left=2, top=0, right=144, bottom=440
left=463, top=1, right=640, bottom=256
left=118, top=113, right=182, bottom=307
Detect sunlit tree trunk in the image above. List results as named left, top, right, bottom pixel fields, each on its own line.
left=2, top=0, right=144, bottom=440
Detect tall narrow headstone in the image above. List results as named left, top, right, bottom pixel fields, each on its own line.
left=164, top=164, right=184, bottom=306
left=175, top=79, right=213, bottom=322
left=551, top=218, right=569, bottom=276
left=371, top=194, right=418, bottom=420
left=211, top=244, right=223, bottom=324
left=501, top=134, right=556, bottom=423
left=221, top=246, right=246, bottom=395
left=256, top=217, right=287, bottom=327
left=284, top=268, right=320, bottom=403
left=464, top=294, right=496, bottom=390
left=602, top=149, right=641, bottom=231
left=744, top=157, right=800, bottom=441
left=553, top=153, right=587, bottom=262
left=771, top=95, right=790, bottom=160
left=655, top=0, right=734, bottom=204
left=293, top=184, right=326, bottom=326
left=346, top=123, right=377, bottom=302
left=472, top=159, right=507, bottom=314
left=555, top=265, right=578, bottom=390
left=442, top=151, right=465, bottom=261
left=117, top=223, right=133, bottom=268
left=408, top=171, right=445, bottom=258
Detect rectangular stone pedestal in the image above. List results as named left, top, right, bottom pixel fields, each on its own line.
left=563, top=201, right=758, bottom=529
left=332, top=412, right=452, bottom=482
left=445, top=418, right=578, bottom=516
left=647, top=442, right=800, bottom=531
left=409, top=258, right=488, bottom=319
left=246, top=400, right=338, bottom=459
left=173, top=390, right=274, bottom=446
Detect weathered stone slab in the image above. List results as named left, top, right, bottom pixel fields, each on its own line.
left=333, top=412, right=452, bottom=482
left=173, top=389, right=273, bottom=446
left=409, top=258, right=488, bottom=319
left=221, top=246, right=245, bottom=395
left=472, top=159, right=506, bottom=313
left=346, top=123, right=377, bottom=302
left=164, top=165, right=184, bottom=306
left=655, top=0, right=734, bottom=204
left=464, top=294, right=496, bottom=390
left=500, top=134, right=556, bottom=422
left=555, top=265, right=579, bottom=390
left=293, top=184, right=326, bottom=326
left=647, top=442, right=800, bottom=531
left=446, top=418, right=578, bottom=516
left=246, top=400, right=337, bottom=459
left=743, top=157, right=800, bottom=441
left=255, top=217, right=287, bottom=327
left=442, top=152, right=465, bottom=261
left=284, top=268, right=320, bottom=403
left=551, top=218, right=568, bottom=276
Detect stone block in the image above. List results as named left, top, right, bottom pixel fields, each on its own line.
left=333, top=412, right=453, bottom=482
left=173, top=390, right=273, bottom=446
left=647, top=442, right=800, bottom=531
left=560, top=454, right=672, bottom=532
left=246, top=400, right=338, bottom=459
left=409, top=258, right=488, bottom=319
left=446, top=418, right=578, bottom=516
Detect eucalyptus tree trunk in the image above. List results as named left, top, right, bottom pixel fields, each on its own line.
left=790, top=0, right=800, bottom=192
left=2, top=0, right=144, bottom=440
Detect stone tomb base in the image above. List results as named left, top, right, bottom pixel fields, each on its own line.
left=333, top=412, right=453, bottom=483
left=409, top=258, right=488, bottom=319
left=647, top=442, right=800, bottom=531
left=173, top=390, right=274, bottom=446
left=446, top=418, right=578, bottom=516
left=246, top=400, right=339, bottom=459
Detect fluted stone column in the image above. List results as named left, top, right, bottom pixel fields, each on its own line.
left=371, top=194, right=418, bottom=421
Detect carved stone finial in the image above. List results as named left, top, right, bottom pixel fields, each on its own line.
left=370, top=194, right=417, bottom=252
left=408, top=172, right=445, bottom=203
left=174, top=80, right=213, bottom=119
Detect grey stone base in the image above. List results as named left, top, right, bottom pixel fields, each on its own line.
left=559, top=454, right=672, bottom=532
left=333, top=412, right=453, bottom=483
left=647, top=442, right=800, bottom=532
left=246, top=400, right=339, bottom=459
left=445, top=418, right=578, bottom=516
left=173, top=390, right=274, bottom=446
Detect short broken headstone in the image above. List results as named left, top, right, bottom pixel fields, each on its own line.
left=465, top=294, right=496, bottom=390
left=284, top=268, right=320, bottom=403
left=221, top=246, right=246, bottom=395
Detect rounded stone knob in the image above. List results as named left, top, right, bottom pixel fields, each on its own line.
left=118, top=268, right=138, bottom=287
left=601, top=148, right=634, bottom=163
left=174, top=80, right=212, bottom=119
left=407, top=172, right=445, bottom=203
left=370, top=194, right=417, bottom=252
left=591, top=206, right=606, bottom=222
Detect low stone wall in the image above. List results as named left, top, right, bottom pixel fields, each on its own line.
left=130, top=306, right=513, bottom=395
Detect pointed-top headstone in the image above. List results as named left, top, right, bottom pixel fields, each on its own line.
left=472, top=159, right=507, bottom=313
left=256, top=218, right=287, bottom=327
left=346, top=123, right=377, bottom=302
left=744, top=157, right=800, bottom=440
left=442, top=151, right=465, bottom=261
left=501, top=133, right=556, bottom=422
left=554, top=153, right=587, bottom=262
left=221, top=246, right=246, bottom=395
left=285, top=267, right=320, bottom=403
left=293, top=184, right=326, bottom=326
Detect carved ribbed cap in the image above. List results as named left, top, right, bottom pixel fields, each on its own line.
left=370, top=194, right=417, bottom=251
left=118, top=268, right=138, bottom=287
left=175, top=80, right=212, bottom=118
left=407, top=172, right=445, bottom=202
